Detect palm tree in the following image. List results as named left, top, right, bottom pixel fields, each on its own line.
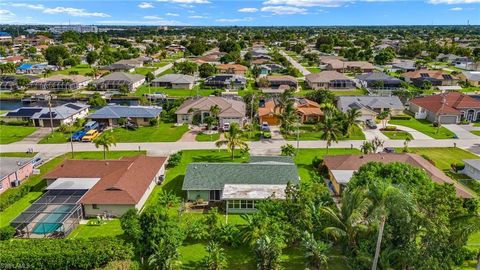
left=317, top=116, right=341, bottom=154
left=320, top=103, right=338, bottom=119
left=209, top=105, right=220, bottom=119
left=94, top=132, right=117, bottom=159
left=301, top=232, right=330, bottom=270
left=202, top=241, right=227, bottom=270
left=147, top=239, right=182, bottom=270
left=215, top=123, right=248, bottom=160
left=42, top=68, right=52, bottom=78
left=273, top=89, right=294, bottom=114
left=91, top=66, right=99, bottom=79
left=344, top=108, right=362, bottom=138
left=360, top=141, right=373, bottom=154
left=320, top=188, right=371, bottom=256
left=255, top=235, right=284, bottom=270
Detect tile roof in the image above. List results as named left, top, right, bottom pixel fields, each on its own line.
left=306, top=71, right=351, bottom=83
left=176, top=96, right=246, bottom=118
left=337, top=96, right=404, bottom=112
left=44, top=155, right=167, bottom=205
left=409, top=92, right=480, bottom=115
left=217, top=64, right=248, bottom=72
left=33, top=75, right=90, bottom=84
left=152, top=74, right=194, bottom=84
left=404, top=69, right=458, bottom=80
left=323, top=153, right=473, bottom=198
left=94, top=72, right=145, bottom=84
left=87, top=105, right=162, bottom=119
left=356, top=72, right=402, bottom=83
left=266, top=75, right=297, bottom=82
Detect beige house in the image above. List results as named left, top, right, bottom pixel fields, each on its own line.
left=305, top=71, right=356, bottom=90
left=176, top=96, right=246, bottom=126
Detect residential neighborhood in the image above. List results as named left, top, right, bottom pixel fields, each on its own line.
left=0, top=22, right=480, bottom=270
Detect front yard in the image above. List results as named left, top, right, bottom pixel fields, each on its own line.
left=133, top=85, right=221, bottom=97
left=283, top=124, right=365, bottom=141
left=0, top=124, right=36, bottom=144
left=38, top=130, right=71, bottom=144
left=389, top=118, right=456, bottom=139
left=111, top=123, right=189, bottom=142
left=381, top=130, right=413, bottom=140
left=195, top=132, right=220, bottom=142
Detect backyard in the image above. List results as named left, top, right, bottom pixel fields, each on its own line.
left=111, top=122, right=189, bottom=142
left=50, top=64, right=93, bottom=76
left=389, top=118, right=456, bottom=139
left=133, top=85, right=220, bottom=97
left=0, top=124, right=37, bottom=144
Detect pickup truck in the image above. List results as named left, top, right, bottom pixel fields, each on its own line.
left=71, top=129, right=87, bottom=141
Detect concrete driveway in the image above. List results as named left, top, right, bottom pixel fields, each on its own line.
left=387, top=123, right=434, bottom=140
left=363, top=128, right=389, bottom=140
left=443, top=124, right=479, bottom=139
left=13, top=128, right=51, bottom=144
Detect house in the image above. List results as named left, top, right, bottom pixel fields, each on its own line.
left=403, top=69, right=459, bottom=88
left=459, top=71, right=480, bottom=87
left=100, top=63, right=135, bottom=73
left=28, top=75, right=91, bottom=91
left=151, top=74, right=195, bottom=89
left=451, top=57, right=478, bottom=71
left=16, top=63, right=58, bottom=74
left=204, top=74, right=246, bottom=89
left=3, top=103, right=89, bottom=127
left=356, top=72, right=403, bottom=89
left=43, top=155, right=167, bottom=217
left=261, top=75, right=298, bottom=94
left=217, top=64, right=248, bottom=75
left=258, top=64, right=284, bottom=75
left=391, top=59, right=416, bottom=72
left=322, top=59, right=375, bottom=73
left=337, top=96, right=404, bottom=121
left=0, top=157, right=34, bottom=194
left=0, top=75, right=39, bottom=91
left=408, top=92, right=480, bottom=123
left=166, top=44, right=186, bottom=52
left=176, top=96, right=246, bottom=126
left=0, top=32, right=12, bottom=43
left=115, top=58, right=144, bottom=68
left=436, top=53, right=459, bottom=63
left=87, top=105, right=162, bottom=126
left=461, top=160, right=480, bottom=180
left=182, top=156, right=299, bottom=213
left=258, top=98, right=323, bottom=125
left=323, top=153, right=473, bottom=198
left=305, top=71, right=356, bottom=90
left=93, top=72, right=145, bottom=92
left=1, top=56, right=24, bottom=64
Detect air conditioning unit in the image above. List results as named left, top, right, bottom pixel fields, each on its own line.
left=11, top=180, right=20, bottom=187
left=157, top=175, right=165, bottom=184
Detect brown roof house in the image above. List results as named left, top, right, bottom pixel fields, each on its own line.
left=44, top=155, right=167, bottom=217
left=323, top=153, right=473, bottom=198
left=409, top=92, right=480, bottom=123
left=258, top=98, right=323, bottom=125
left=217, top=64, right=248, bottom=75
left=322, top=59, right=375, bottom=73
left=28, top=75, right=91, bottom=91
left=404, top=69, right=459, bottom=88
left=305, top=71, right=356, bottom=90
left=176, top=96, right=246, bottom=126
left=261, top=75, right=298, bottom=94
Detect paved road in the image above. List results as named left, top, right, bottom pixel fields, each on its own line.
left=443, top=124, right=480, bottom=139
left=280, top=50, right=310, bottom=76
left=153, top=58, right=184, bottom=75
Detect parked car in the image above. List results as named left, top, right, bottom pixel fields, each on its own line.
left=365, top=119, right=377, bottom=129
left=261, top=122, right=269, bottom=130
left=31, top=157, right=43, bottom=168
left=261, top=126, right=272, bottom=139
left=383, top=147, right=395, bottom=153
left=84, top=121, right=99, bottom=131
left=71, top=129, right=87, bottom=141
left=124, top=122, right=138, bottom=130
left=81, top=130, right=99, bottom=142
left=222, top=123, right=230, bottom=132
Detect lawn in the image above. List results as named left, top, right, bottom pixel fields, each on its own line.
left=471, top=130, right=480, bottom=136
left=51, top=64, right=93, bottom=76
left=111, top=123, right=189, bottom=142
left=133, top=85, right=219, bottom=97
left=402, top=147, right=479, bottom=171
left=195, top=132, right=220, bottom=142
left=150, top=61, right=170, bottom=68
left=0, top=192, right=43, bottom=227
left=133, top=67, right=156, bottom=75
left=381, top=130, right=413, bottom=140
left=38, top=130, right=71, bottom=144
left=389, top=118, right=456, bottom=139
left=473, top=122, right=480, bottom=127
left=0, top=152, right=37, bottom=158
left=283, top=124, right=365, bottom=141
left=0, top=124, right=36, bottom=144
left=333, top=89, right=368, bottom=96
left=68, top=219, right=124, bottom=239
left=306, top=67, right=321, bottom=73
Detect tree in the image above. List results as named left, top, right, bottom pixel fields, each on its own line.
left=320, top=103, right=338, bottom=119
left=360, top=141, right=374, bottom=154
left=204, top=116, right=218, bottom=130
left=42, top=68, right=52, bottom=78
left=86, top=51, right=99, bottom=66
left=317, top=116, right=342, bottom=154
left=215, top=123, right=248, bottom=160
left=281, top=144, right=295, bottom=157
left=370, top=137, right=384, bottom=153
left=16, top=77, right=31, bottom=88
left=301, top=232, right=330, bottom=270
left=201, top=241, right=227, bottom=270
left=118, top=84, right=130, bottom=95
left=120, top=209, right=143, bottom=254
left=146, top=71, right=155, bottom=82
left=209, top=105, right=220, bottom=119
left=88, top=92, right=107, bottom=107
left=94, top=132, right=117, bottom=159
left=343, top=108, right=362, bottom=138
left=374, top=48, right=396, bottom=65
left=199, top=63, right=217, bottom=78
left=255, top=235, right=284, bottom=270
left=148, top=238, right=182, bottom=270
left=173, top=61, right=198, bottom=75
left=44, top=45, right=70, bottom=66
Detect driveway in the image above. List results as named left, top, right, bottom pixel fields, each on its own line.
left=280, top=51, right=310, bottom=76
left=387, top=123, right=434, bottom=140
left=363, top=128, right=389, bottom=141
left=443, top=124, right=479, bottom=139
left=13, top=128, right=51, bottom=144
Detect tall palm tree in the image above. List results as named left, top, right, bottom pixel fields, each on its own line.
left=317, top=116, right=341, bottom=154
left=94, top=132, right=117, bottom=159
left=320, top=103, right=338, bottom=119
left=215, top=123, right=248, bottom=160
left=344, top=108, right=362, bottom=138
left=209, top=105, right=220, bottom=119
left=301, top=232, right=330, bottom=270
left=273, top=89, right=294, bottom=114
left=320, top=188, right=371, bottom=256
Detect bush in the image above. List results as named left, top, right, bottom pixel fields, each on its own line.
left=311, top=156, right=323, bottom=169
left=0, top=226, right=15, bottom=240
left=149, top=118, right=159, bottom=126
left=0, top=237, right=134, bottom=269
left=167, top=151, right=183, bottom=168
left=383, top=125, right=397, bottom=131
left=0, top=184, right=32, bottom=211
left=390, top=114, right=411, bottom=120
left=450, top=163, right=465, bottom=172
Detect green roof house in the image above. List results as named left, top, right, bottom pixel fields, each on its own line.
left=182, top=156, right=299, bottom=213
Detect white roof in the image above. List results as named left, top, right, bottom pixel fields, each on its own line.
left=46, top=178, right=100, bottom=190
left=221, top=184, right=287, bottom=200
left=463, top=159, right=480, bottom=170
left=436, top=85, right=462, bottom=91
left=331, top=170, right=356, bottom=184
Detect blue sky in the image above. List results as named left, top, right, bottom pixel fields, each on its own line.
left=0, top=0, right=479, bottom=26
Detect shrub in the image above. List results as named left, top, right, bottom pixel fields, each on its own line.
left=0, top=237, right=134, bottom=269
left=450, top=163, right=465, bottom=172
left=149, top=118, right=159, bottom=126
left=167, top=151, right=183, bottom=168
left=311, top=156, right=323, bottom=169
left=0, top=184, right=33, bottom=211
left=0, top=226, right=15, bottom=240
left=390, top=114, right=411, bottom=120
left=384, top=125, right=397, bottom=131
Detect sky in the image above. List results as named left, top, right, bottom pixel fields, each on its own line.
left=0, top=0, right=479, bottom=26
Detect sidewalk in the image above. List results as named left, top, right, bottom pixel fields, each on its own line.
left=443, top=124, right=479, bottom=139
left=387, top=124, right=434, bottom=140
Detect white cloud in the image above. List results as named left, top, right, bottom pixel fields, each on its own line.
left=428, top=0, right=480, bottom=3
left=261, top=6, right=308, bottom=14
left=97, top=19, right=185, bottom=25
left=138, top=2, right=154, bottom=8
left=0, top=9, right=15, bottom=16
left=43, top=7, right=110, bottom=17
left=166, top=12, right=180, bottom=16
left=216, top=17, right=253, bottom=23
left=157, top=0, right=210, bottom=3
left=144, top=15, right=163, bottom=19
left=262, top=0, right=344, bottom=7
left=449, top=6, right=463, bottom=10
left=189, top=15, right=209, bottom=18
left=8, top=3, right=45, bottom=10
left=238, top=8, right=259, bottom=12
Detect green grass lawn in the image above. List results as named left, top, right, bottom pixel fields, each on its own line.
left=133, top=67, right=156, bottom=75
left=402, top=147, right=479, bottom=171
left=0, top=152, right=37, bottom=158
left=38, top=131, right=71, bottom=144
left=389, top=118, right=456, bottom=139
left=0, top=192, right=43, bottom=227
left=306, top=67, right=321, bottom=73
left=240, top=130, right=261, bottom=141
left=111, top=123, right=189, bottom=142
left=283, top=124, right=365, bottom=141
left=150, top=61, right=170, bottom=68
left=50, top=64, right=93, bottom=76
left=381, top=130, right=413, bottom=140
left=473, top=122, right=480, bottom=127
left=195, top=132, right=220, bottom=142
left=133, top=85, right=220, bottom=97
left=333, top=89, right=368, bottom=96
left=68, top=219, right=124, bottom=239
left=0, top=124, right=37, bottom=144
left=471, top=130, right=480, bottom=136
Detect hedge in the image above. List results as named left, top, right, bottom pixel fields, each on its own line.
left=0, top=237, right=134, bottom=269
left=390, top=114, right=412, bottom=120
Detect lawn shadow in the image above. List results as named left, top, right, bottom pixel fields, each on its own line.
left=162, top=175, right=186, bottom=198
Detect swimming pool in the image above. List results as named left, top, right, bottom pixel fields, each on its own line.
left=32, top=205, right=75, bottom=234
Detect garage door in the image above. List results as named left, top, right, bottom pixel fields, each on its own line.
left=438, top=115, right=458, bottom=124
left=260, top=115, right=280, bottom=125
left=42, top=119, right=61, bottom=127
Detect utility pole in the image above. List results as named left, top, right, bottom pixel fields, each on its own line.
left=70, top=127, right=74, bottom=158
left=47, top=96, right=54, bottom=134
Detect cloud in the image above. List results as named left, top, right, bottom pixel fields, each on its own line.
left=97, top=19, right=185, bottom=25
left=238, top=8, right=259, bottom=12
left=138, top=2, right=154, bottom=8
left=428, top=0, right=480, bottom=3
left=189, top=15, right=209, bottom=18
left=43, top=7, right=110, bottom=17
left=166, top=12, right=180, bottom=16
left=262, top=0, right=344, bottom=7
left=261, top=6, right=308, bottom=14
left=449, top=6, right=463, bottom=10
left=144, top=15, right=163, bottom=19
left=8, top=3, right=45, bottom=10
left=157, top=0, right=210, bottom=3
left=216, top=17, right=253, bottom=23
left=0, top=9, right=14, bottom=16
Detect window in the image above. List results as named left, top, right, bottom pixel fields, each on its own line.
left=92, top=204, right=99, bottom=209
left=144, top=118, right=149, bottom=122
left=209, top=190, right=221, bottom=201
left=182, top=115, right=189, bottom=121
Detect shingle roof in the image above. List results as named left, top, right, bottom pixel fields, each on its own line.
left=44, top=155, right=167, bottom=205
left=404, top=69, right=458, bottom=80
left=182, top=158, right=299, bottom=191
left=94, top=72, right=145, bottom=84
left=463, top=159, right=480, bottom=170
left=87, top=105, right=162, bottom=119
left=0, top=157, right=33, bottom=180
left=306, top=71, right=351, bottom=83
left=337, top=96, right=404, bottom=112
left=356, top=72, right=402, bottom=83
left=152, top=74, right=194, bottom=84
left=175, top=96, right=245, bottom=118
left=5, top=103, right=89, bottom=120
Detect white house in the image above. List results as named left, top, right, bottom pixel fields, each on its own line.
left=461, top=160, right=480, bottom=180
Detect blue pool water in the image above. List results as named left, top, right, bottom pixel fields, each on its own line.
left=32, top=205, right=74, bottom=234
